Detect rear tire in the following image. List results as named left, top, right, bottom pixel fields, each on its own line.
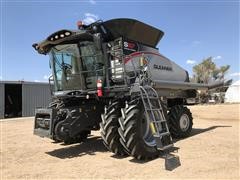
left=118, top=100, right=159, bottom=160
left=168, top=105, right=193, bottom=138
left=100, top=100, right=127, bottom=156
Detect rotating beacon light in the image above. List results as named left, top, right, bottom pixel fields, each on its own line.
left=77, top=20, right=84, bottom=29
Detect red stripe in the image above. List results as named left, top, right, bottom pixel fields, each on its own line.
left=124, top=51, right=163, bottom=64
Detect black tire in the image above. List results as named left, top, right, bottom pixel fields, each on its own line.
left=63, top=130, right=91, bottom=144
left=75, top=130, right=91, bottom=142
left=118, top=100, right=159, bottom=160
left=54, top=120, right=90, bottom=144
left=54, top=120, right=68, bottom=142
left=100, top=100, right=127, bottom=156
left=168, top=105, right=193, bottom=138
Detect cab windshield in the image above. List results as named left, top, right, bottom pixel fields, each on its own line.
left=50, top=42, right=104, bottom=91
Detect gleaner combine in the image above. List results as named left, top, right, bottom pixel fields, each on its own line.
left=33, top=19, right=223, bottom=160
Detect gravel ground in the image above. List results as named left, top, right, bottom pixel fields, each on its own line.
left=0, top=104, right=239, bottom=179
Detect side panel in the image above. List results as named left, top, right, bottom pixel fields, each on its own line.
left=125, top=51, right=187, bottom=82
left=22, top=84, right=52, bottom=117
left=0, top=83, right=4, bottom=119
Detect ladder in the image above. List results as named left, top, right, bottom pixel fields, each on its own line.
left=139, top=85, right=173, bottom=150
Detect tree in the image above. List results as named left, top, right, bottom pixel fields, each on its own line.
left=192, top=57, right=230, bottom=84
left=218, top=65, right=230, bottom=80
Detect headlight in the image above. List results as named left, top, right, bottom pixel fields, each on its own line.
left=65, top=32, right=71, bottom=36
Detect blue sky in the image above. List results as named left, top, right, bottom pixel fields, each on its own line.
left=0, top=0, right=239, bottom=82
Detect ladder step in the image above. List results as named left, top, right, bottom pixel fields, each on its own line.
left=149, top=119, right=168, bottom=126
left=146, top=108, right=162, bottom=111
left=154, top=120, right=167, bottom=123
left=160, top=132, right=170, bottom=136
left=142, top=96, right=158, bottom=99
left=158, top=144, right=174, bottom=151
left=154, top=132, right=170, bottom=137
left=143, top=98, right=159, bottom=101
left=154, top=136, right=173, bottom=150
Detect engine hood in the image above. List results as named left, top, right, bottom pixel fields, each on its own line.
left=103, top=18, right=164, bottom=47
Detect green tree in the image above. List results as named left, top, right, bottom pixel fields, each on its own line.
left=193, top=57, right=230, bottom=83
left=218, top=65, right=230, bottom=80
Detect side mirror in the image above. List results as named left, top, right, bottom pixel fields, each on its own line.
left=93, top=33, right=102, bottom=51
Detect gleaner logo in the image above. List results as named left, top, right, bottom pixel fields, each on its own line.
left=153, top=64, right=173, bottom=71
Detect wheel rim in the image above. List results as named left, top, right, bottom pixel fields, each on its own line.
left=141, top=113, right=156, bottom=147
left=179, top=114, right=190, bottom=131
left=54, top=121, right=68, bottom=141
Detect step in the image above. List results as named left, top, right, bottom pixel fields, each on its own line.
left=154, top=137, right=173, bottom=150
left=158, top=143, right=174, bottom=151
left=153, top=120, right=167, bottom=123
left=154, top=132, right=170, bottom=137
left=142, top=98, right=159, bottom=101
left=142, top=95, right=158, bottom=98
left=142, top=96, right=158, bottom=99
left=145, top=108, right=163, bottom=111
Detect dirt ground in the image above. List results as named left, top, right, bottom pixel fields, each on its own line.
left=0, top=104, right=239, bottom=179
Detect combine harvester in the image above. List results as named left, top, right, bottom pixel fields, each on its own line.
left=33, top=19, right=223, bottom=160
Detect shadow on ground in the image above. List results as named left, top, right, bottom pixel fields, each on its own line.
left=46, top=136, right=108, bottom=159
left=173, top=125, right=231, bottom=143
left=46, top=125, right=231, bottom=163
left=191, top=125, right=231, bottom=136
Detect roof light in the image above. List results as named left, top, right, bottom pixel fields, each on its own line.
left=65, top=32, right=71, bottom=36
left=47, top=31, right=72, bottom=42
left=77, top=21, right=83, bottom=29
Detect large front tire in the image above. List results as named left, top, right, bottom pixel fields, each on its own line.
left=118, top=100, right=159, bottom=160
left=100, top=100, right=127, bottom=156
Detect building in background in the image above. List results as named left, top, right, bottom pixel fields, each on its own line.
left=0, top=81, right=52, bottom=119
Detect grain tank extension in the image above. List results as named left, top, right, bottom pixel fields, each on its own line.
left=32, top=19, right=223, bottom=160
